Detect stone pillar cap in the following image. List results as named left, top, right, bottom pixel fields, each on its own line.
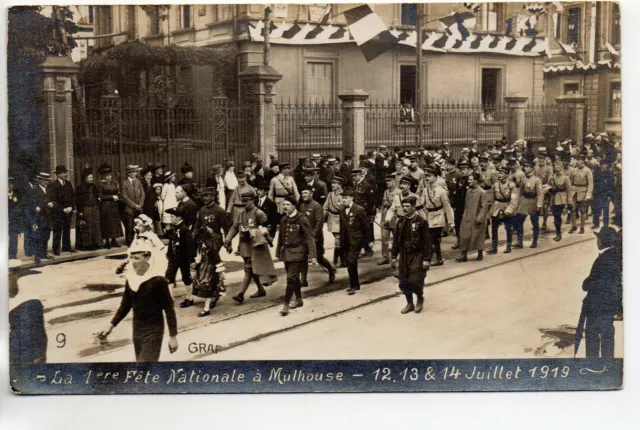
left=239, top=65, right=283, bottom=81
left=339, top=89, right=370, bottom=101
left=40, top=55, right=79, bottom=75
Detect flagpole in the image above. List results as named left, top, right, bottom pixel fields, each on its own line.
left=263, top=6, right=271, bottom=66
left=415, top=5, right=424, bottom=148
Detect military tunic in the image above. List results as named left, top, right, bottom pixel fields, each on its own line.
left=572, top=166, right=594, bottom=202
left=323, top=190, right=343, bottom=233
left=491, top=180, right=518, bottom=218
left=517, top=175, right=544, bottom=215
left=549, top=174, right=573, bottom=206
left=268, top=174, right=300, bottom=214
left=458, top=186, right=488, bottom=251
left=421, top=184, right=454, bottom=228
left=391, top=214, right=431, bottom=295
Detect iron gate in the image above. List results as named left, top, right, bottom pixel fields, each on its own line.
left=72, top=78, right=254, bottom=185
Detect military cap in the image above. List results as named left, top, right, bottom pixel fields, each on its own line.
left=298, top=157, right=308, bottom=163
left=385, top=174, right=396, bottom=181
left=304, top=167, right=319, bottom=174
left=409, top=154, right=419, bottom=161
left=200, top=187, right=216, bottom=195
left=399, top=176, right=417, bottom=187
left=401, top=195, right=418, bottom=206
left=240, top=191, right=256, bottom=201
left=522, top=159, right=534, bottom=167
left=458, top=160, right=470, bottom=168
left=351, top=168, right=363, bottom=175
left=425, top=167, right=438, bottom=176
left=576, top=153, right=587, bottom=160
left=498, top=166, right=510, bottom=174
left=331, top=176, right=345, bottom=185
left=299, top=183, right=313, bottom=192
left=341, top=188, right=355, bottom=197
left=279, top=162, right=291, bottom=170
left=479, top=154, right=489, bottom=161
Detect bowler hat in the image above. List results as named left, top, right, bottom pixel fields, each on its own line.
left=594, top=226, right=620, bottom=248
left=341, top=188, right=355, bottom=197
left=181, top=162, right=193, bottom=174
left=55, top=165, right=68, bottom=174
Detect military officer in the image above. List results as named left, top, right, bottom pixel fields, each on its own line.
left=479, top=155, right=497, bottom=240
left=339, top=188, right=373, bottom=295
left=487, top=166, right=519, bottom=254
left=276, top=196, right=317, bottom=316
left=298, top=185, right=336, bottom=286
left=324, top=176, right=345, bottom=267
left=385, top=176, right=424, bottom=227
left=572, top=153, right=594, bottom=234
left=268, top=162, right=300, bottom=216
left=378, top=174, right=401, bottom=265
left=514, top=159, right=544, bottom=249
left=534, top=147, right=554, bottom=230
left=421, top=167, right=454, bottom=266
left=548, top=158, right=573, bottom=242
left=452, top=160, right=471, bottom=250
left=390, top=195, right=431, bottom=314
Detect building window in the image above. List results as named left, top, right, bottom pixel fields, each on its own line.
left=481, top=68, right=501, bottom=106
left=182, top=6, right=191, bottom=29
left=563, top=82, right=581, bottom=95
left=88, top=6, right=94, bottom=24
left=566, top=7, right=581, bottom=47
left=150, top=7, right=161, bottom=35
left=401, top=4, right=417, bottom=26
left=306, top=62, right=334, bottom=103
left=127, top=6, right=136, bottom=39
left=609, top=81, right=621, bottom=118
left=97, top=6, right=113, bottom=46
left=485, top=3, right=504, bottom=32
left=611, top=3, right=621, bottom=45
left=400, top=65, right=416, bottom=105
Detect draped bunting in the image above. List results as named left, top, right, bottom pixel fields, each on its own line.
left=247, top=20, right=548, bottom=57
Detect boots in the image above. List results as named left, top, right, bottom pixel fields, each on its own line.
left=530, top=239, right=538, bottom=249
left=455, top=251, right=468, bottom=263
left=104, top=239, right=111, bottom=250
left=553, top=223, right=562, bottom=242
left=289, top=299, right=304, bottom=309
left=279, top=304, right=289, bottom=316
left=110, top=238, right=120, bottom=248
left=476, top=250, right=484, bottom=261
left=401, top=303, right=415, bottom=314
left=415, top=296, right=424, bottom=313
left=504, top=243, right=512, bottom=254
left=514, top=236, right=524, bottom=249
left=487, top=237, right=498, bottom=255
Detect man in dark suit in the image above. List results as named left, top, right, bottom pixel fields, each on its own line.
left=576, top=227, right=622, bottom=358
left=121, top=164, right=145, bottom=245
left=340, top=153, right=354, bottom=188
left=175, top=185, right=198, bottom=230
left=299, top=185, right=336, bottom=286
left=339, top=188, right=373, bottom=295
left=293, top=156, right=308, bottom=192
left=21, top=174, right=39, bottom=257
left=33, top=172, right=53, bottom=264
left=353, top=167, right=376, bottom=255
left=303, top=168, right=328, bottom=206
left=48, top=165, right=75, bottom=254
left=256, top=180, right=279, bottom=238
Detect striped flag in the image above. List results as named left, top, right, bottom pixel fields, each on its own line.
left=463, top=2, right=481, bottom=13
left=343, top=5, right=398, bottom=62
left=558, top=41, right=581, bottom=61
left=517, top=14, right=539, bottom=37
left=440, top=12, right=476, bottom=41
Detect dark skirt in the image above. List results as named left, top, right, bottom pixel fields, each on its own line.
left=101, top=201, right=124, bottom=239
left=192, top=247, right=225, bottom=299
left=77, top=205, right=103, bottom=247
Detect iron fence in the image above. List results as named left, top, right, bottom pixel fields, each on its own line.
left=524, top=103, right=574, bottom=147
left=73, top=96, right=254, bottom=185
left=364, top=101, right=512, bottom=160
left=274, top=100, right=342, bottom=164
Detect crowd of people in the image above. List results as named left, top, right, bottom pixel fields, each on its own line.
left=8, top=131, right=622, bottom=361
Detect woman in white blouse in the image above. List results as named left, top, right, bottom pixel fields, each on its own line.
left=223, top=161, right=238, bottom=207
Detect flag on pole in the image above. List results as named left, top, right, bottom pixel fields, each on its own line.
left=463, top=2, right=481, bottom=13
left=558, top=41, right=582, bottom=61
left=343, top=5, right=398, bottom=62
left=440, top=12, right=476, bottom=41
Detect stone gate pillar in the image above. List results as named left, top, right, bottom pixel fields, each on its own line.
left=239, top=65, right=283, bottom=163
left=339, top=90, right=369, bottom=163
left=556, top=94, right=587, bottom=148
left=504, top=93, right=529, bottom=143
left=40, top=56, right=79, bottom=178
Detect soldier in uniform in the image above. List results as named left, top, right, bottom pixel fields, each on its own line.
left=409, top=155, right=425, bottom=184
left=48, top=165, right=75, bottom=254
left=421, top=167, right=454, bottom=266
left=268, top=162, right=300, bottom=216
left=572, top=154, right=594, bottom=234
left=390, top=195, right=431, bottom=314
left=298, top=185, right=336, bottom=286
left=534, top=147, right=554, bottom=230
left=548, top=158, right=573, bottom=242
left=225, top=191, right=277, bottom=303
left=164, top=206, right=196, bottom=292
left=339, top=188, right=373, bottom=295
left=378, top=174, right=400, bottom=265
left=478, top=155, right=497, bottom=240
left=303, top=167, right=328, bottom=206
left=276, top=196, right=317, bottom=316
left=456, top=172, right=488, bottom=262
left=352, top=168, right=376, bottom=256
left=324, top=176, right=345, bottom=267
left=514, top=159, right=544, bottom=249
left=452, top=161, right=471, bottom=250
left=487, top=166, right=519, bottom=254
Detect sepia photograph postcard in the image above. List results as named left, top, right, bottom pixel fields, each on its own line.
left=5, top=1, right=626, bottom=396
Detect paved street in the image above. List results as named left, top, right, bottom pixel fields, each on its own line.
left=13, top=218, right=617, bottom=364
